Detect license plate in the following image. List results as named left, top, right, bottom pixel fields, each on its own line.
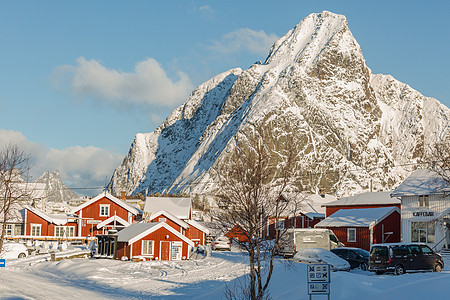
left=375, top=260, right=381, bottom=263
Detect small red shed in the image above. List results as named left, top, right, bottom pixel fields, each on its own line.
left=116, top=222, right=194, bottom=261
left=315, top=206, right=401, bottom=251
left=225, top=224, right=249, bottom=243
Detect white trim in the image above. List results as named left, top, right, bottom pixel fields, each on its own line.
left=141, top=240, right=154, bottom=256
left=31, top=223, right=42, bottom=236
left=97, top=215, right=130, bottom=229
left=347, top=228, right=356, bottom=242
left=99, top=204, right=110, bottom=217
left=128, top=222, right=194, bottom=247
left=149, top=210, right=189, bottom=229
left=71, top=191, right=140, bottom=215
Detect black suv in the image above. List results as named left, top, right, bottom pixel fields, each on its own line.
left=331, top=247, right=370, bottom=271
left=369, top=243, right=444, bottom=275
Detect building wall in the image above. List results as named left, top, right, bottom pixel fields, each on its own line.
left=149, top=214, right=182, bottom=233
left=400, top=194, right=450, bottom=251
left=326, top=204, right=401, bottom=217
left=76, top=197, right=134, bottom=237
left=185, top=225, right=205, bottom=246
left=372, top=211, right=401, bottom=244
left=116, top=227, right=190, bottom=260
left=330, top=227, right=371, bottom=251
left=226, top=224, right=248, bottom=242
left=266, top=214, right=323, bottom=238
left=25, top=209, right=52, bottom=236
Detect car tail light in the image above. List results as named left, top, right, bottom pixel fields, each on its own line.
left=214, top=242, right=219, bottom=244
left=294, top=244, right=296, bottom=252
left=387, top=258, right=391, bottom=264
left=227, top=242, right=230, bottom=245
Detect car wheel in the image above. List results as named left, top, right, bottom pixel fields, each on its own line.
left=434, top=263, right=442, bottom=272
left=394, top=264, right=405, bottom=276
left=359, top=262, right=368, bottom=271
left=18, top=253, right=26, bottom=258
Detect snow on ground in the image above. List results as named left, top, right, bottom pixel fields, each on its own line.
left=1, top=248, right=449, bottom=299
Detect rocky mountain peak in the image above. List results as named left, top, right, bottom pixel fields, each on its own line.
left=34, top=170, right=78, bottom=203
left=108, top=11, right=449, bottom=198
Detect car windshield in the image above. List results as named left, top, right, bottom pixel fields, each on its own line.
left=354, top=249, right=370, bottom=258
left=370, top=246, right=387, bottom=257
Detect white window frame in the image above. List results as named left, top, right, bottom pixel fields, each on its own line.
left=6, top=224, right=13, bottom=236
left=419, top=195, right=429, bottom=207
left=99, top=204, right=110, bottom=217
left=347, top=228, right=356, bottom=242
left=171, top=241, right=183, bottom=260
left=31, top=223, right=41, bottom=236
left=55, top=226, right=65, bottom=237
left=158, top=217, right=167, bottom=222
left=142, top=240, right=154, bottom=255
left=55, top=226, right=75, bottom=237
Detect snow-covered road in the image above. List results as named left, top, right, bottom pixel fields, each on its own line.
left=1, top=250, right=449, bottom=299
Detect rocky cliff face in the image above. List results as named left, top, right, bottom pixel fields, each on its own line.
left=34, top=170, right=78, bottom=202
left=108, top=11, right=449, bottom=197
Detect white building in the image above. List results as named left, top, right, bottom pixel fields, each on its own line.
left=391, top=169, right=450, bottom=252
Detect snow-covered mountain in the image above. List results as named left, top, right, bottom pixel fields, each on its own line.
left=108, top=11, right=449, bottom=197
left=34, top=171, right=78, bottom=203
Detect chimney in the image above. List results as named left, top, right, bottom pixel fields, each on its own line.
left=121, top=191, right=126, bottom=200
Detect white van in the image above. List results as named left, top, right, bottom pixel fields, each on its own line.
left=277, top=228, right=343, bottom=258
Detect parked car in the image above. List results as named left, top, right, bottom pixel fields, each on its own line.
left=0, top=242, right=28, bottom=259
left=331, top=247, right=370, bottom=271
left=293, top=248, right=350, bottom=271
left=278, top=228, right=344, bottom=258
left=369, top=243, right=444, bottom=275
left=212, top=236, right=231, bottom=251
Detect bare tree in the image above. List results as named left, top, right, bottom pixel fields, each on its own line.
left=426, top=137, right=450, bottom=187
left=211, top=117, right=305, bottom=300
left=0, top=144, right=32, bottom=252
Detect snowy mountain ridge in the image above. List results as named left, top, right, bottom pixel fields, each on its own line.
left=108, top=11, right=449, bottom=197
left=34, top=170, right=79, bottom=203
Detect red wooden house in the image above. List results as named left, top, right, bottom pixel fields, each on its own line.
left=24, top=206, right=78, bottom=238
left=115, top=222, right=194, bottom=261
left=184, top=219, right=210, bottom=246
left=225, top=224, right=249, bottom=243
left=315, top=206, right=401, bottom=251
left=72, top=192, right=140, bottom=237
left=323, top=191, right=401, bottom=217
left=147, top=210, right=189, bottom=234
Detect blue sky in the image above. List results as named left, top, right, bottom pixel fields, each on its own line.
left=1, top=0, right=449, bottom=195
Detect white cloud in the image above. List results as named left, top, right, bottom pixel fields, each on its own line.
left=207, top=28, right=279, bottom=56
left=53, top=57, right=194, bottom=108
left=198, top=5, right=215, bottom=18
left=0, top=129, right=122, bottom=196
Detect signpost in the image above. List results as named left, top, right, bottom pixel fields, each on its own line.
left=0, top=259, right=5, bottom=267
left=307, top=264, right=330, bottom=299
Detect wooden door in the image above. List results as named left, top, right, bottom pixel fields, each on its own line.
left=160, top=241, right=171, bottom=260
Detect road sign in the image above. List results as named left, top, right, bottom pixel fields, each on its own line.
left=307, top=264, right=330, bottom=297
left=307, top=264, right=330, bottom=283
left=308, top=282, right=330, bottom=294
left=0, top=259, right=5, bottom=267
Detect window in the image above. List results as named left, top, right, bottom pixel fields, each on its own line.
left=411, top=221, right=435, bottom=243
left=55, top=226, right=75, bottom=237
left=419, top=195, right=429, bottom=207
left=142, top=240, right=154, bottom=255
left=158, top=217, right=167, bottom=222
left=31, top=224, right=41, bottom=236
left=99, top=204, right=110, bottom=217
left=171, top=242, right=182, bottom=260
left=6, top=224, right=13, bottom=236
left=347, top=228, right=356, bottom=242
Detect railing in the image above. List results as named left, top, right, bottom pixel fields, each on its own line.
left=432, top=236, right=447, bottom=252
left=5, top=235, right=95, bottom=243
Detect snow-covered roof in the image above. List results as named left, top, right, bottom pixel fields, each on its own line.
left=96, top=215, right=130, bottom=229
left=71, top=191, right=140, bottom=215
left=324, top=191, right=399, bottom=207
left=185, top=219, right=210, bottom=234
left=149, top=210, right=188, bottom=229
left=25, top=206, right=76, bottom=225
left=315, top=207, right=400, bottom=228
left=303, top=194, right=337, bottom=215
left=391, top=169, right=450, bottom=197
left=143, top=197, right=191, bottom=219
left=117, top=222, right=194, bottom=247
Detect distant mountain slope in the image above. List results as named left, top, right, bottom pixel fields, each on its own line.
left=108, top=11, right=449, bottom=197
left=34, top=171, right=78, bottom=202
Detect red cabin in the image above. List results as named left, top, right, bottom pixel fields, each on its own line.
left=24, top=206, right=78, bottom=238
left=315, top=207, right=401, bottom=251
left=115, top=222, right=194, bottom=261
